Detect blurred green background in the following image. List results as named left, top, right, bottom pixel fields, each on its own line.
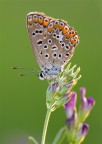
left=0, top=0, right=102, bottom=143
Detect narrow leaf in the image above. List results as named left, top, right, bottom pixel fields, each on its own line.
left=28, top=136, right=38, bottom=144
left=52, top=127, right=66, bottom=144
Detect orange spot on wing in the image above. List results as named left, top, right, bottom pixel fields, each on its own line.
left=48, top=27, right=53, bottom=33
left=39, top=19, right=43, bottom=24
left=43, top=20, right=49, bottom=27
left=28, top=20, right=33, bottom=25
left=71, top=33, right=76, bottom=37
left=59, top=25, right=64, bottom=30
left=66, top=33, right=71, bottom=39
left=70, top=38, right=77, bottom=46
left=34, top=18, right=38, bottom=23
left=62, top=28, right=69, bottom=35
left=66, top=31, right=76, bottom=39
left=54, top=24, right=59, bottom=29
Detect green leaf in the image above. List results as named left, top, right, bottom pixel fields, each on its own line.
left=52, top=127, right=66, bottom=144
left=28, top=136, right=38, bottom=144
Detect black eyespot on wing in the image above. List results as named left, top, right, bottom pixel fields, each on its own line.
left=44, top=44, right=48, bottom=49
left=65, top=53, right=70, bottom=57
left=52, top=33, right=56, bottom=38
left=61, top=43, right=65, bottom=48
left=31, top=31, right=35, bottom=36
left=53, top=53, right=57, bottom=58
left=55, top=21, right=58, bottom=24
left=58, top=53, right=62, bottom=58
left=35, top=29, right=39, bottom=33
left=57, top=35, right=59, bottom=39
left=48, top=39, right=52, bottom=44
left=34, top=15, right=37, bottom=18
left=52, top=45, right=58, bottom=50
left=37, top=40, right=43, bottom=45
left=49, top=23, right=53, bottom=27
left=39, top=29, right=43, bottom=34
left=45, top=53, right=49, bottom=58
left=59, top=41, right=62, bottom=44
left=39, top=50, right=43, bottom=55
left=65, top=45, right=70, bottom=50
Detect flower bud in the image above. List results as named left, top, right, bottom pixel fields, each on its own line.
left=52, top=92, right=72, bottom=111
left=65, top=92, right=77, bottom=119
left=78, top=87, right=95, bottom=122
left=75, top=123, right=89, bottom=144
left=58, top=81, right=74, bottom=96
left=64, top=92, right=77, bottom=141
left=46, top=82, right=59, bottom=109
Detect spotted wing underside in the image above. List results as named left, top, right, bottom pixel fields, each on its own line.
left=27, top=12, right=79, bottom=71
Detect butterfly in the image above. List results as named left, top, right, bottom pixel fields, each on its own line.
left=27, top=12, right=79, bottom=80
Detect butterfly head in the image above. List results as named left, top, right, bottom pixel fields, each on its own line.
left=39, top=71, right=45, bottom=80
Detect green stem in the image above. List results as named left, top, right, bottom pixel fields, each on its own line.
left=41, top=108, right=52, bottom=144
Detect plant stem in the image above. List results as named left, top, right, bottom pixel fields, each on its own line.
left=41, top=108, right=52, bottom=144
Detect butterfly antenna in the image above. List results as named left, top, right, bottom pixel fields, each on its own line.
left=19, top=71, right=36, bottom=77
left=12, top=66, right=40, bottom=73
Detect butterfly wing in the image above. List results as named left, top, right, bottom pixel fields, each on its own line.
left=27, top=12, right=79, bottom=74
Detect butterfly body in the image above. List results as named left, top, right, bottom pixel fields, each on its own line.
left=27, top=12, right=79, bottom=80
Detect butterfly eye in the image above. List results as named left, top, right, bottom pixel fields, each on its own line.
left=39, top=71, right=45, bottom=80
left=33, top=15, right=38, bottom=23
